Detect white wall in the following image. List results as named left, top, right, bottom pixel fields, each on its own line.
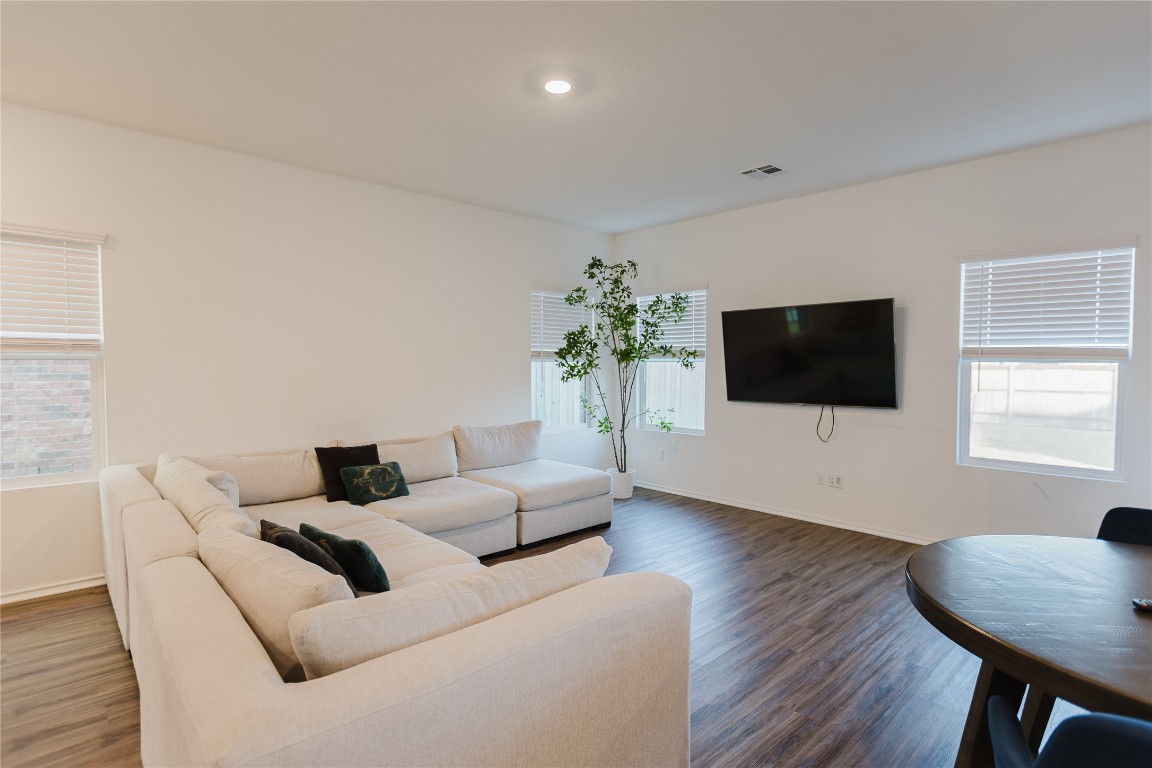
left=3, top=105, right=1148, bottom=601
left=0, top=103, right=610, bottom=601
left=0, top=481, right=104, bottom=600
left=618, top=126, right=1152, bottom=543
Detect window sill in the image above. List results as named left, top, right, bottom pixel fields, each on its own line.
left=957, top=456, right=1124, bottom=483
left=639, top=425, right=705, bottom=437
left=0, top=471, right=101, bottom=492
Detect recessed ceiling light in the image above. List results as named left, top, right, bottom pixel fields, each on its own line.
left=544, top=79, right=572, bottom=95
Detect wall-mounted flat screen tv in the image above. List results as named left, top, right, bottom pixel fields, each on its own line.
left=721, top=298, right=897, bottom=408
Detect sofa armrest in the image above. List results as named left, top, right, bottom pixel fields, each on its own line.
left=102, top=463, right=164, bottom=509
left=100, top=464, right=164, bottom=649
left=123, top=501, right=198, bottom=651
left=124, top=500, right=198, bottom=565
left=135, top=557, right=691, bottom=767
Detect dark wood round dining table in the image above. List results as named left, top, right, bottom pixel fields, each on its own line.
left=905, top=535, right=1152, bottom=768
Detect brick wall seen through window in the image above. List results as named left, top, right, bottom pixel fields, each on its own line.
left=0, top=359, right=94, bottom=479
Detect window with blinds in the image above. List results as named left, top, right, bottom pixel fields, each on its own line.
left=530, top=290, right=589, bottom=429
left=1, top=227, right=106, bottom=482
left=638, top=289, right=707, bottom=434
left=957, top=246, right=1135, bottom=478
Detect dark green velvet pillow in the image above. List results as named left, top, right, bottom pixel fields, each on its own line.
left=259, top=520, right=359, bottom=597
left=299, top=523, right=390, bottom=593
left=339, top=461, right=410, bottom=506
left=314, top=444, right=380, bottom=502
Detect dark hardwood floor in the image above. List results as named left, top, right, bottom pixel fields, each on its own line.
left=1, top=586, right=141, bottom=767
left=2, top=488, right=1082, bottom=767
left=495, top=489, right=1085, bottom=767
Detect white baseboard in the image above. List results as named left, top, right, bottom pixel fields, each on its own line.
left=1, top=575, right=106, bottom=605
left=633, top=482, right=935, bottom=546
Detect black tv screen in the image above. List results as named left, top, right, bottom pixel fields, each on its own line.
left=721, top=298, right=897, bottom=408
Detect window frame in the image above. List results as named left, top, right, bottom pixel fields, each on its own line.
left=1, top=224, right=107, bottom=488
left=530, top=289, right=591, bottom=433
left=957, top=358, right=1129, bottom=481
left=956, top=242, right=1135, bottom=481
left=637, top=287, right=707, bottom=436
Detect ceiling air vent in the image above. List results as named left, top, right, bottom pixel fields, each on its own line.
left=741, top=164, right=784, bottom=179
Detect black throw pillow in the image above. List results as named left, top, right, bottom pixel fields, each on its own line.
left=300, top=523, right=390, bottom=593
left=314, top=444, right=380, bottom=502
left=260, top=519, right=359, bottom=597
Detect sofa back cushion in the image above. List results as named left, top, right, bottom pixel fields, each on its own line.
left=288, top=536, right=612, bottom=679
left=198, top=527, right=355, bottom=681
left=453, top=420, right=542, bottom=472
left=376, top=432, right=458, bottom=484
left=153, top=455, right=255, bottom=536
left=183, top=449, right=326, bottom=506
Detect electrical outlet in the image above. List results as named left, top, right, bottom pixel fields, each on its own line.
left=816, top=472, right=827, bottom=486
left=828, top=474, right=843, bottom=489
left=657, top=448, right=665, bottom=462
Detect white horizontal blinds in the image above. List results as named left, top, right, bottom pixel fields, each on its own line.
left=639, top=289, right=707, bottom=356
left=530, top=290, right=587, bottom=359
left=1, top=231, right=104, bottom=354
left=960, top=248, right=1134, bottom=361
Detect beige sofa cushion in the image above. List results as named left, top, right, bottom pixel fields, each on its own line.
left=289, top=536, right=612, bottom=679
left=391, top=562, right=487, bottom=589
left=198, top=527, right=355, bottom=681
left=238, top=495, right=380, bottom=532
left=376, top=432, right=458, bottom=484
left=364, top=476, right=516, bottom=535
left=326, top=517, right=480, bottom=584
left=184, top=449, right=325, bottom=506
left=453, top=420, right=541, bottom=471
left=461, top=459, right=611, bottom=511
left=154, top=455, right=255, bottom=536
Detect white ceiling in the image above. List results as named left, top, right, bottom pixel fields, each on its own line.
left=2, top=1, right=1150, bottom=233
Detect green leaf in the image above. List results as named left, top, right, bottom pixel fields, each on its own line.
left=560, top=256, right=701, bottom=466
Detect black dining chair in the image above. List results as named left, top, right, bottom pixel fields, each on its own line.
left=1096, top=506, right=1152, bottom=546
left=987, top=695, right=1152, bottom=768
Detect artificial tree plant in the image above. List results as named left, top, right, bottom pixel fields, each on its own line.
left=555, top=256, right=698, bottom=475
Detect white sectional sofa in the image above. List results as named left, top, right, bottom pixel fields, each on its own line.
left=100, top=421, right=689, bottom=767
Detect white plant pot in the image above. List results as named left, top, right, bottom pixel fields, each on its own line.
left=606, top=468, right=636, bottom=499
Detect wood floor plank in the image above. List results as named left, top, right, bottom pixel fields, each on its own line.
left=1, top=587, right=142, bottom=768
left=3, top=488, right=1086, bottom=767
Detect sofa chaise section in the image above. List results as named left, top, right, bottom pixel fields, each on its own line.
left=462, top=459, right=613, bottom=545
left=454, top=421, right=612, bottom=545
